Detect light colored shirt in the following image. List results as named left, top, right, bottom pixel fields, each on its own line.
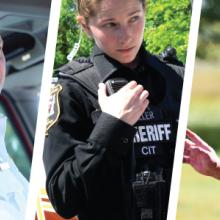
left=0, top=115, right=28, bottom=220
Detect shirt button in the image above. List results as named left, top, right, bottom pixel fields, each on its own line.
left=122, top=138, right=129, bottom=144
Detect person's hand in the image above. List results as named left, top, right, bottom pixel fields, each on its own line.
left=98, top=81, right=149, bottom=126
left=184, top=129, right=220, bottom=180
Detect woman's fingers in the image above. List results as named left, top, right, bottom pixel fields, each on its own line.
left=183, top=155, right=190, bottom=163
left=184, top=139, right=191, bottom=156
left=119, top=80, right=137, bottom=92
left=139, top=89, right=149, bottom=102
left=186, top=129, right=212, bottom=152
left=186, top=129, right=203, bottom=144
left=98, top=80, right=150, bottom=125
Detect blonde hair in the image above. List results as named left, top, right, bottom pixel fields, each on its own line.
left=77, top=0, right=146, bottom=22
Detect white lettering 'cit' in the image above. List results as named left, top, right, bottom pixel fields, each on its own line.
left=141, top=146, right=156, bottom=155
left=134, top=124, right=171, bottom=143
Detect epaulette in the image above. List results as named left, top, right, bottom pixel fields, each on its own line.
left=57, top=57, right=93, bottom=76
left=57, top=57, right=99, bottom=96
left=76, top=57, right=92, bottom=64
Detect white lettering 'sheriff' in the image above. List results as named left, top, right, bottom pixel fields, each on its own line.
left=134, top=123, right=172, bottom=143
left=133, top=122, right=175, bottom=158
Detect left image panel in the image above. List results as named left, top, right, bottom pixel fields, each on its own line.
left=0, top=0, right=51, bottom=219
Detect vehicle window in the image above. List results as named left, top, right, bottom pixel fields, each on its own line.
left=0, top=103, right=31, bottom=180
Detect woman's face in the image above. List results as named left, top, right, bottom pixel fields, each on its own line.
left=83, top=0, right=145, bottom=67
left=0, top=35, right=6, bottom=93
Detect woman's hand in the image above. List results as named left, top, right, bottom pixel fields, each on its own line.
left=184, top=129, right=220, bottom=180
left=98, top=81, right=149, bottom=126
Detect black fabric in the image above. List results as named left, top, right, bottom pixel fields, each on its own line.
left=43, top=44, right=184, bottom=220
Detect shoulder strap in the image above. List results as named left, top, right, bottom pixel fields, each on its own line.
left=146, top=53, right=185, bottom=79
left=58, top=59, right=100, bottom=97
left=57, top=52, right=184, bottom=97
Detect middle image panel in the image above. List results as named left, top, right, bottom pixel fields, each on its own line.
left=31, top=1, right=196, bottom=220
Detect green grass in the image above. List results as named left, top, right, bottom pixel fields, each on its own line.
left=176, top=164, right=220, bottom=220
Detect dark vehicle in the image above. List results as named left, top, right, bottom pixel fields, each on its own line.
left=0, top=0, right=51, bottom=180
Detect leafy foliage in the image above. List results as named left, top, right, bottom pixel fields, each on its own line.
left=54, top=0, right=191, bottom=69
left=144, top=0, right=191, bottom=63
left=54, top=0, right=93, bottom=69
left=196, top=0, right=220, bottom=60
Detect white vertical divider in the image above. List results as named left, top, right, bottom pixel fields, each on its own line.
left=25, top=0, right=62, bottom=219
left=167, top=1, right=202, bottom=220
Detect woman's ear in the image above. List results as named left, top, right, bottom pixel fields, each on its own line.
left=76, top=15, right=92, bottom=37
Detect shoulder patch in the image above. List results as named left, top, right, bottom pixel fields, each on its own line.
left=45, top=84, right=62, bottom=135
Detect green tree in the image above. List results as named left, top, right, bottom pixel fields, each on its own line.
left=54, top=0, right=93, bottom=69
left=54, top=0, right=191, bottom=68
left=144, top=0, right=191, bottom=63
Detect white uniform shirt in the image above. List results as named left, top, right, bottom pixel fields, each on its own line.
left=0, top=115, right=28, bottom=220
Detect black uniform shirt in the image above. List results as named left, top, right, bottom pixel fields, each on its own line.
left=43, top=44, right=184, bottom=220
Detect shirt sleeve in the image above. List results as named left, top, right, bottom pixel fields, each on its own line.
left=43, top=78, right=136, bottom=218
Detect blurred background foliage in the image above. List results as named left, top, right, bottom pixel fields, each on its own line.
left=197, top=0, right=220, bottom=61
left=54, top=0, right=191, bottom=69
left=188, top=0, right=220, bottom=152
left=177, top=1, right=220, bottom=220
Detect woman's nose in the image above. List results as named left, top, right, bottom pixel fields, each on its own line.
left=118, top=25, right=131, bottom=44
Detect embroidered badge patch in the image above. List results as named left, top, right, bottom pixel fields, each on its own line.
left=45, top=84, right=62, bottom=135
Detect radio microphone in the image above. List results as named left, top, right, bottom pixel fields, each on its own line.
left=67, top=27, right=82, bottom=61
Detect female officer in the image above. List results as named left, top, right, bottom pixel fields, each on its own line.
left=43, top=0, right=184, bottom=219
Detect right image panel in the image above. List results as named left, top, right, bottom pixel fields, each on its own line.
left=177, top=0, right=220, bottom=219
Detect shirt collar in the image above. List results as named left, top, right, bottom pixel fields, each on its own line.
left=90, top=44, right=119, bottom=82
left=90, top=44, right=147, bottom=82
left=0, top=114, right=9, bottom=164
left=0, top=114, right=6, bottom=139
